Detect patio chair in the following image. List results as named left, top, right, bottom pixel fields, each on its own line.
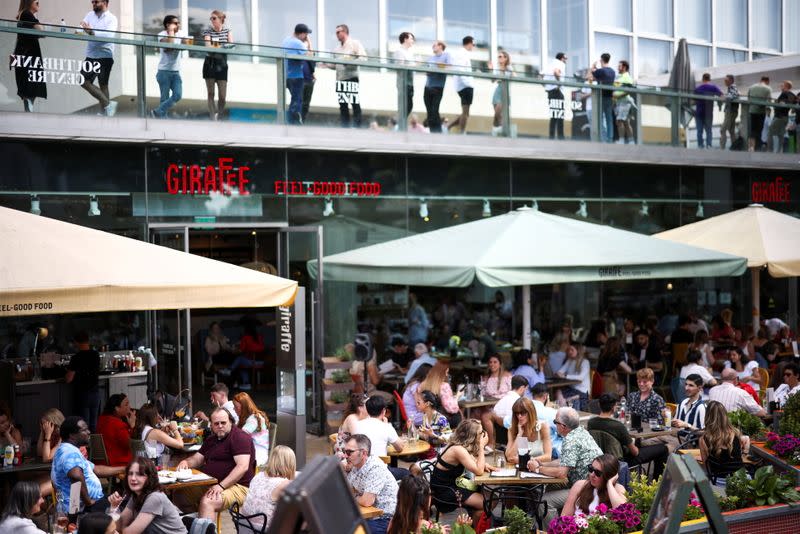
left=89, top=434, right=109, bottom=465
left=393, top=390, right=408, bottom=424
left=268, top=422, right=277, bottom=453
left=228, top=502, right=267, bottom=534
left=130, top=439, right=148, bottom=458
left=483, top=484, right=549, bottom=531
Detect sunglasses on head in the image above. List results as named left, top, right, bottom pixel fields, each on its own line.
left=587, top=465, right=603, bottom=477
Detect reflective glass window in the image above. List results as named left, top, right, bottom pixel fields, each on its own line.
left=636, top=0, right=671, bottom=36
left=716, top=48, right=747, bottom=66
left=548, top=0, right=589, bottom=71
left=388, top=0, right=436, bottom=42
left=637, top=38, right=671, bottom=76
left=688, top=44, right=710, bottom=69
left=716, top=0, right=747, bottom=46
left=497, top=0, right=541, bottom=71
left=786, top=1, right=800, bottom=52
left=443, top=0, right=489, bottom=51
left=752, top=0, right=781, bottom=51
left=135, top=0, right=181, bottom=36
left=676, top=0, right=710, bottom=41
left=189, top=0, right=251, bottom=44
left=326, top=0, right=379, bottom=56
left=595, top=33, right=630, bottom=68
left=593, top=0, right=631, bottom=31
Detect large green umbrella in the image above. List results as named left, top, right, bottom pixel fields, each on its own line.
left=309, top=207, right=747, bottom=348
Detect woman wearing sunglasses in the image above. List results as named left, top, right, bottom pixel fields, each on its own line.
left=560, top=453, right=626, bottom=517
left=202, top=10, right=233, bottom=120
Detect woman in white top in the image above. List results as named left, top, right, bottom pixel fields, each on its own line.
left=133, top=404, right=184, bottom=460
left=561, top=454, right=627, bottom=517
left=505, top=398, right=552, bottom=464
left=233, top=392, right=270, bottom=466
left=555, top=344, right=591, bottom=411
left=726, top=348, right=761, bottom=392
left=0, top=481, right=46, bottom=534
left=240, top=445, right=296, bottom=532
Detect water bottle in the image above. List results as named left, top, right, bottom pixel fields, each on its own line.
left=60, top=18, right=66, bottom=33
left=619, top=397, right=627, bottom=423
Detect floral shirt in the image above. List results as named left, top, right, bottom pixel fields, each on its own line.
left=346, top=455, right=398, bottom=517
left=627, top=390, right=666, bottom=425
left=481, top=373, right=512, bottom=399
left=560, top=426, right=602, bottom=485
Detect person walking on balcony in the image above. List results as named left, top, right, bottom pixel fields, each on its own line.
left=79, top=0, right=118, bottom=117
left=612, top=60, right=635, bottom=144
left=151, top=15, right=188, bottom=118
left=333, top=24, right=367, bottom=128
left=424, top=41, right=451, bottom=133
left=719, top=74, right=740, bottom=149
left=592, top=53, right=616, bottom=143
left=281, top=23, right=311, bottom=125
left=769, top=81, right=794, bottom=153
left=448, top=36, right=475, bottom=134
left=394, top=32, right=416, bottom=119
left=747, top=76, right=772, bottom=152
left=544, top=52, right=567, bottom=139
left=202, top=10, right=233, bottom=120
left=14, top=0, right=47, bottom=112
left=694, top=73, right=722, bottom=149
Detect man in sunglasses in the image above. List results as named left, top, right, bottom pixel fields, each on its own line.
left=775, top=362, right=800, bottom=408
left=344, top=434, right=398, bottom=534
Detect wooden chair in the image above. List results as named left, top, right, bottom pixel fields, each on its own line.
left=758, top=367, right=770, bottom=404
left=328, top=433, right=338, bottom=454
left=268, top=422, right=277, bottom=453
left=665, top=402, right=677, bottom=417
left=89, top=434, right=109, bottom=465
left=130, top=438, right=148, bottom=458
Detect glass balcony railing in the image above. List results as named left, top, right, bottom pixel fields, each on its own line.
left=2, top=20, right=798, bottom=154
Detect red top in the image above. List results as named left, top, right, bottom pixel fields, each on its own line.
left=96, top=414, right=132, bottom=466
left=239, top=334, right=265, bottom=360
left=198, top=425, right=256, bottom=487
left=736, top=382, right=760, bottom=405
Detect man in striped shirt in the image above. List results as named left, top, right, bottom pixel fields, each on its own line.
left=708, top=368, right=766, bottom=416
left=672, top=374, right=706, bottom=435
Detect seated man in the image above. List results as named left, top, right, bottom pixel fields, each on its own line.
left=775, top=362, right=800, bottom=408
left=588, top=393, right=668, bottom=478
left=528, top=407, right=602, bottom=518
left=708, top=368, right=766, bottom=416
left=404, top=343, right=438, bottom=384
left=672, top=374, right=706, bottom=435
left=177, top=407, right=255, bottom=519
left=679, top=350, right=717, bottom=388
left=52, top=416, right=125, bottom=513
left=344, top=434, right=398, bottom=534
left=193, top=383, right=239, bottom=425
left=354, top=396, right=404, bottom=457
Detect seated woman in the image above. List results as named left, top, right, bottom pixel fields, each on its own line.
left=725, top=348, right=761, bottom=393
left=0, top=481, right=47, bottom=534
left=387, top=475, right=431, bottom=534
left=419, top=361, right=462, bottom=428
left=229, top=324, right=265, bottom=391
left=0, top=406, right=23, bottom=448
left=430, top=419, right=494, bottom=522
left=334, top=394, right=368, bottom=458
left=403, top=364, right=432, bottom=427
left=233, top=392, right=270, bottom=466
left=415, top=390, right=450, bottom=446
left=475, top=354, right=512, bottom=447
left=78, top=513, right=116, bottom=534
left=511, top=349, right=546, bottom=396
left=700, top=401, right=747, bottom=485
left=505, top=397, right=552, bottom=464
left=555, top=344, right=591, bottom=411
left=204, top=321, right=236, bottom=368
left=117, top=458, right=184, bottom=534
left=96, top=394, right=135, bottom=466
left=240, top=445, right=296, bottom=532
left=37, top=408, right=64, bottom=462
left=132, top=404, right=183, bottom=461
left=561, top=454, right=627, bottom=517
left=596, top=337, right=632, bottom=396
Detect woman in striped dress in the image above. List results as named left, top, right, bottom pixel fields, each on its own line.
left=203, top=10, right=234, bottom=120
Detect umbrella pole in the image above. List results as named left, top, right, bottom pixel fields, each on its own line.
left=523, top=285, right=531, bottom=350
left=751, top=267, right=760, bottom=336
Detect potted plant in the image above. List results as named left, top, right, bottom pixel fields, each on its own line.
left=504, top=506, right=533, bottom=534
left=729, top=409, right=767, bottom=440
left=335, top=346, right=352, bottom=362
left=331, top=369, right=351, bottom=383
left=780, top=392, right=800, bottom=436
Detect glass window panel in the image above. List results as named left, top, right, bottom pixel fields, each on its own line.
left=254, top=0, right=315, bottom=48
left=443, top=0, right=489, bottom=50
left=716, top=48, right=747, bottom=66
left=388, top=0, right=436, bottom=42
left=511, top=161, right=601, bottom=198
left=595, top=33, right=630, bottom=68
left=636, top=0, right=671, bottom=36
left=135, top=0, right=181, bottom=36
left=752, top=0, right=781, bottom=51
left=548, top=0, right=589, bottom=72
left=189, top=1, right=251, bottom=44
left=498, top=0, right=541, bottom=72
left=787, top=0, right=800, bottom=52
left=687, top=44, right=709, bottom=68
left=676, top=0, right=710, bottom=41
left=716, top=0, right=747, bottom=46
left=753, top=52, right=779, bottom=60
left=593, top=0, right=631, bottom=31
left=325, top=1, right=378, bottom=56
left=637, top=38, right=671, bottom=76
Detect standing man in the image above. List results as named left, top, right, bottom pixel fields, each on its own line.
left=333, top=24, right=367, bottom=128
left=344, top=434, right=398, bottom=534
left=544, top=52, right=567, bottom=139
left=448, top=36, right=475, bottom=134
left=769, top=81, right=794, bottom=152
left=65, top=332, right=101, bottom=431
left=282, top=24, right=311, bottom=125
left=79, top=0, right=118, bottom=116
left=176, top=407, right=255, bottom=519
left=747, top=76, right=772, bottom=152
left=719, top=74, right=740, bottom=149
left=593, top=53, right=616, bottom=143
left=394, top=32, right=415, bottom=118
left=151, top=15, right=188, bottom=118
left=408, top=293, right=430, bottom=346
left=612, top=60, right=634, bottom=144
left=694, top=73, right=722, bottom=149
left=300, top=33, right=316, bottom=123
left=424, top=41, right=450, bottom=133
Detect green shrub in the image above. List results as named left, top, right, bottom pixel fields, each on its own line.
left=330, top=390, right=348, bottom=404
left=502, top=506, right=532, bottom=534
left=725, top=466, right=800, bottom=507
left=627, top=472, right=660, bottom=515
left=330, top=370, right=351, bottom=383
left=728, top=410, right=766, bottom=439
left=334, top=346, right=352, bottom=362
left=780, top=391, right=800, bottom=436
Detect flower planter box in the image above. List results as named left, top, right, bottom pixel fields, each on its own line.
left=751, top=443, right=800, bottom=485
left=633, top=502, right=800, bottom=534
left=322, top=378, right=354, bottom=391
left=325, top=399, right=348, bottom=412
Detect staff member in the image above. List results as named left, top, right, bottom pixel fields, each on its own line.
left=65, top=332, right=101, bottom=431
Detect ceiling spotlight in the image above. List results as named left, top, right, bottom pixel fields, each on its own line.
left=666, top=282, right=674, bottom=291
left=696, top=202, right=704, bottom=218
left=482, top=199, right=491, bottom=218
left=322, top=197, right=334, bottom=217
left=88, top=195, right=101, bottom=216
left=30, top=194, right=41, bottom=215
left=531, top=199, right=539, bottom=211
left=638, top=200, right=649, bottom=217
left=419, top=199, right=429, bottom=222
left=575, top=200, right=588, bottom=218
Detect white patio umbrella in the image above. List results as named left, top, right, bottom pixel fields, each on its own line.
left=655, top=203, right=800, bottom=334
left=309, top=207, right=747, bottom=348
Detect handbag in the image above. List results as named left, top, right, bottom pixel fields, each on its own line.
left=455, top=473, right=478, bottom=492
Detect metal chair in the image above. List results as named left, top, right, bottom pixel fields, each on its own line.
left=228, top=502, right=267, bottom=534
left=482, top=484, right=549, bottom=531
left=268, top=422, right=277, bottom=454
left=418, top=460, right=463, bottom=521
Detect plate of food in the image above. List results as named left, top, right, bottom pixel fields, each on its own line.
left=157, top=471, right=177, bottom=484
left=175, top=468, right=193, bottom=481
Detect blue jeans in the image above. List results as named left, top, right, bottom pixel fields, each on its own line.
left=601, top=97, right=614, bottom=142
left=155, top=70, right=182, bottom=117
left=286, top=77, right=304, bottom=124
left=696, top=112, right=713, bottom=148
left=366, top=516, right=390, bottom=534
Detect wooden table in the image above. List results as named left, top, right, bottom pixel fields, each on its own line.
left=459, top=398, right=498, bottom=418
left=0, top=459, right=52, bottom=497
left=388, top=439, right=431, bottom=467
left=629, top=423, right=679, bottom=440
left=475, top=471, right=567, bottom=486
left=544, top=378, right=581, bottom=390
left=157, top=468, right=218, bottom=491
left=359, top=505, right=384, bottom=519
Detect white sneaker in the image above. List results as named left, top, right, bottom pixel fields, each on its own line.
left=105, top=101, right=118, bottom=117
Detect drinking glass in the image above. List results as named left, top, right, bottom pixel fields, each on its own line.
left=648, top=418, right=658, bottom=430
left=495, top=452, right=506, bottom=469
left=55, top=514, right=68, bottom=534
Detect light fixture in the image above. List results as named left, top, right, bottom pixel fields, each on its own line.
left=322, top=197, right=334, bottom=217
left=696, top=202, right=704, bottom=218
left=531, top=199, right=539, bottom=211
left=575, top=200, right=587, bottom=218
left=482, top=199, right=491, bottom=217
left=419, top=199, right=429, bottom=222
left=638, top=200, right=649, bottom=217
left=666, top=282, right=674, bottom=291
left=30, top=194, right=41, bottom=215
left=88, top=195, right=101, bottom=216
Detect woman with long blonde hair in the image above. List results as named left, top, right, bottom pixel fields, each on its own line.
left=490, top=50, right=513, bottom=134
left=240, top=445, right=297, bottom=531
left=419, top=361, right=461, bottom=421
left=700, top=401, right=746, bottom=484
left=505, top=398, right=552, bottom=463
left=37, top=408, right=64, bottom=462
left=233, top=392, right=270, bottom=465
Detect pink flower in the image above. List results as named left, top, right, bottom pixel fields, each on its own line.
left=595, top=503, right=609, bottom=515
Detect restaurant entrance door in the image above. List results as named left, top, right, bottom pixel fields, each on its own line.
left=147, top=223, right=324, bottom=433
